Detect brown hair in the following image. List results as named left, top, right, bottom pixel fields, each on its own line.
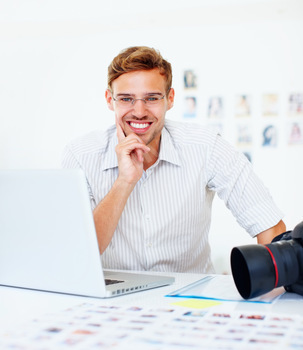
left=107, top=46, right=172, bottom=93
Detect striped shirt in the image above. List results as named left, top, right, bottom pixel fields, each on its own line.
left=62, top=119, right=283, bottom=273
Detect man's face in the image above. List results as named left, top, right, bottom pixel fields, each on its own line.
left=106, top=69, right=174, bottom=150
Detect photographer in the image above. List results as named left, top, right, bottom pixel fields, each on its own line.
left=62, top=46, right=286, bottom=273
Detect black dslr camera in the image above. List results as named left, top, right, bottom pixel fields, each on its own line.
left=230, top=221, right=303, bottom=299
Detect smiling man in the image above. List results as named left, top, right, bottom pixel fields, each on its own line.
left=62, top=46, right=286, bottom=273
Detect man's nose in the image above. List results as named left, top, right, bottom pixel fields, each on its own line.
left=132, top=99, right=147, bottom=117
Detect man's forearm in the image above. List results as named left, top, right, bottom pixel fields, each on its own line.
left=93, top=178, right=135, bottom=254
left=257, top=219, right=286, bottom=245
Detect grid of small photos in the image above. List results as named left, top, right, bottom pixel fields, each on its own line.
left=182, top=69, right=303, bottom=163
left=1, top=302, right=303, bottom=349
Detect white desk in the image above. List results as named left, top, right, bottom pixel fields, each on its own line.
left=1, top=272, right=303, bottom=349
left=2, top=272, right=198, bottom=330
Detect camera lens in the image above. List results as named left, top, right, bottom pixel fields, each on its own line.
left=231, top=245, right=276, bottom=299
left=231, top=240, right=301, bottom=299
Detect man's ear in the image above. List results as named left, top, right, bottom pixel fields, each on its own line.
left=167, top=88, right=175, bottom=111
left=105, top=89, right=114, bottom=111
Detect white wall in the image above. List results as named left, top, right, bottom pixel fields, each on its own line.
left=1, top=0, right=303, bottom=273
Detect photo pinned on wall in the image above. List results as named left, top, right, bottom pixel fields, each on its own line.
left=236, top=123, right=252, bottom=146
left=288, top=93, right=303, bottom=117
left=183, top=96, right=197, bottom=119
left=183, top=70, right=197, bottom=90
left=287, top=122, right=303, bottom=145
left=235, top=94, right=252, bottom=118
left=207, top=96, right=224, bottom=119
left=262, top=94, right=279, bottom=117
left=262, top=124, right=278, bottom=147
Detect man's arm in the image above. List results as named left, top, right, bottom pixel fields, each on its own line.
left=93, top=178, right=135, bottom=254
left=93, top=121, right=150, bottom=254
left=256, top=219, right=286, bottom=245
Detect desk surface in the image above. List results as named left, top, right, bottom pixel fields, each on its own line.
left=3, top=272, right=197, bottom=329
left=1, top=272, right=303, bottom=349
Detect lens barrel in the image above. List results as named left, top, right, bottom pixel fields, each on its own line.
left=231, top=240, right=301, bottom=299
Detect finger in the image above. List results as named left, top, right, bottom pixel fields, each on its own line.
left=135, top=149, right=144, bottom=163
left=118, top=132, right=149, bottom=151
left=117, top=140, right=150, bottom=155
left=126, top=138, right=150, bottom=153
left=115, top=119, right=126, bottom=142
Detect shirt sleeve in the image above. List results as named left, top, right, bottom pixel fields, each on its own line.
left=61, top=144, right=81, bottom=169
left=61, top=144, right=96, bottom=210
left=206, top=134, right=284, bottom=237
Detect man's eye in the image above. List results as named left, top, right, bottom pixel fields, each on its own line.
left=120, top=97, right=133, bottom=103
left=146, top=96, right=158, bottom=102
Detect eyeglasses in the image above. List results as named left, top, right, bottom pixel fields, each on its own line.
left=112, top=91, right=169, bottom=107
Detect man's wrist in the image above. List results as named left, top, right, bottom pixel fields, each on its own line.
left=114, top=175, right=137, bottom=192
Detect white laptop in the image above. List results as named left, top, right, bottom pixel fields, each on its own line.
left=0, top=169, right=174, bottom=298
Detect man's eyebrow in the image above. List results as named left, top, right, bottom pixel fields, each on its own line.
left=145, top=92, right=163, bottom=96
left=115, top=93, right=135, bottom=97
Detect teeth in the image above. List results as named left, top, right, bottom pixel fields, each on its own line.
left=130, top=122, right=150, bottom=129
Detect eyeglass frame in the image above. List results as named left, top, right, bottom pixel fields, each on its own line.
left=111, top=88, right=171, bottom=107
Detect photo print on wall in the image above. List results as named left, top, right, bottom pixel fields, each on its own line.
left=262, top=124, right=278, bottom=147
left=183, top=70, right=198, bottom=90
left=262, top=94, right=279, bottom=117
left=235, top=94, right=252, bottom=118
left=207, top=96, right=224, bottom=119
left=288, top=93, right=303, bottom=117
left=287, top=122, right=303, bottom=145
left=183, top=96, right=197, bottom=119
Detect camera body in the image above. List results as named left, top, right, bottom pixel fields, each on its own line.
left=230, top=221, right=303, bottom=299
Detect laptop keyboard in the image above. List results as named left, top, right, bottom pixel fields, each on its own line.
left=105, top=278, right=125, bottom=286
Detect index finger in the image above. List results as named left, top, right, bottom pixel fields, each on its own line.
left=115, top=119, right=126, bottom=142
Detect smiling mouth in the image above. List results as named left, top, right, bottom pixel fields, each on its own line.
left=127, top=121, right=152, bottom=132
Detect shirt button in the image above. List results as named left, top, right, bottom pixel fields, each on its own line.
left=145, top=214, right=150, bottom=220
left=146, top=242, right=152, bottom=247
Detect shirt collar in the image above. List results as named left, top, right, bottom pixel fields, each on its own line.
left=158, top=125, right=181, bottom=166
left=101, top=123, right=181, bottom=171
